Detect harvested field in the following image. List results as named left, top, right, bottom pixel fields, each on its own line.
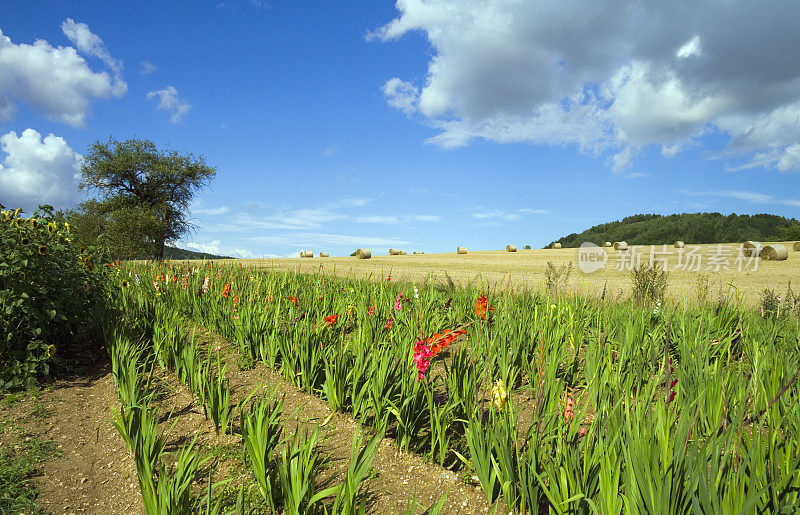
left=231, top=243, right=798, bottom=306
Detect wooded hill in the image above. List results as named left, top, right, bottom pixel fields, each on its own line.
left=550, top=213, right=800, bottom=248
left=162, top=245, right=234, bottom=260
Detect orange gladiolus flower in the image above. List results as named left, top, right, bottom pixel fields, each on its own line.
left=289, top=296, right=299, bottom=306
left=475, top=292, right=493, bottom=319
left=322, top=314, right=338, bottom=326
left=221, top=282, right=231, bottom=299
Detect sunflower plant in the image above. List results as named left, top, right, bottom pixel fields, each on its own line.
left=0, top=205, right=109, bottom=390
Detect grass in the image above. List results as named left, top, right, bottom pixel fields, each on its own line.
left=0, top=436, right=61, bottom=513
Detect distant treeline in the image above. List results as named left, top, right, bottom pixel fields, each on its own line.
left=550, top=213, right=800, bottom=248
left=160, top=245, right=234, bottom=260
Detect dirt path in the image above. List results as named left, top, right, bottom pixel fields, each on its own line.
left=0, top=362, right=143, bottom=514
left=1, top=329, right=497, bottom=514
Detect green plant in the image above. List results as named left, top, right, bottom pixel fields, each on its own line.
left=277, top=427, right=338, bottom=514
left=204, top=358, right=233, bottom=435
left=241, top=392, right=284, bottom=507
left=147, top=437, right=208, bottom=515
left=0, top=205, right=109, bottom=389
left=331, top=430, right=383, bottom=514
left=456, top=415, right=498, bottom=502
left=631, top=262, right=668, bottom=304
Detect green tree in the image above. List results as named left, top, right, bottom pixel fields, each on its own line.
left=78, top=138, right=216, bottom=259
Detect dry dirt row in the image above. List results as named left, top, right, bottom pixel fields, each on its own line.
left=1, top=326, right=500, bottom=514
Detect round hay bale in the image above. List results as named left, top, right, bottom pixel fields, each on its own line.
left=793, top=242, right=800, bottom=251
left=355, top=248, right=371, bottom=259
left=413, top=251, right=420, bottom=255
left=457, top=246, right=467, bottom=254
left=319, top=252, right=329, bottom=257
left=300, top=250, right=313, bottom=258
left=614, top=241, right=629, bottom=251
left=602, top=241, right=612, bottom=248
left=553, top=242, right=562, bottom=249
left=506, top=245, right=517, bottom=252
left=742, top=241, right=762, bottom=257
left=674, top=241, right=685, bottom=249
left=761, top=244, right=788, bottom=261
left=399, top=251, right=407, bottom=255
left=389, top=248, right=401, bottom=255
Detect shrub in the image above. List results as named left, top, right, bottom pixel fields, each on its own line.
left=631, top=262, right=668, bottom=305
left=544, top=261, right=572, bottom=297
left=760, top=284, right=800, bottom=319
left=0, top=206, right=108, bottom=390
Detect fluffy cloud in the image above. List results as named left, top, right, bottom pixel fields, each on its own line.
left=184, top=240, right=265, bottom=259
left=0, top=22, right=126, bottom=126
left=147, top=86, right=191, bottom=123
left=61, top=18, right=121, bottom=73
left=375, top=1, right=800, bottom=171
left=0, top=129, right=82, bottom=211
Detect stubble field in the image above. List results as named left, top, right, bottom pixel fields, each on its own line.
left=242, top=243, right=798, bottom=307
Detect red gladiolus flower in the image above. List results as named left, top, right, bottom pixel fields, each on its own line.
left=322, top=314, right=338, bottom=326
left=368, top=306, right=375, bottom=316
left=289, top=296, right=298, bottom=306
left=221, top=282, right=231, bottom=299
left=412, top=328, right=467, bottom=380
left=564, top=388, right=574, bottom=421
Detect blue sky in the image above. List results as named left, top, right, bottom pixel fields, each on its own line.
left=1, top=1, right=799, bottom=257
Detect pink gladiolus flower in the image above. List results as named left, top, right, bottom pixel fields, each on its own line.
left=386, top=317, right=393, bottom=330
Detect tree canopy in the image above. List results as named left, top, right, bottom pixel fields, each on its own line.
left=75, top=138, right=216, bottom=259
left=549, top=212, right=800, bottom=248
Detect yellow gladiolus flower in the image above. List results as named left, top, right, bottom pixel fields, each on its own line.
left=492, top=378, right=507, bottom=410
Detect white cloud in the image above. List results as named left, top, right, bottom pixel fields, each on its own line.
left=382, top=78, right=419, bottom=114
left=676, top=35, right=702, bottom=59
left=375, top=1, right=800, bottom=171
left=0, top=24, right=126, bottom=126
left=355, top=215, right=399, bottom=224
left=193, top=206, right=229, bottom=216
left=682, top=189, right=800, bottom=208
left=472, top=207, right=546, bottom=222
left=184, top=240, right=264, bottom=259
left=354, top=214, right=440, bottom=224
left=147, top=86, right=191, bottom=123
left=408, top=214, right=442, bottom=222
left=323, top=145, right=337, bottom=156
left=140, top=60, right=157, bottom=74
left=61, top=18, right=121, bottom=73
left=472, top=210, right=521, bottom=222
left=0, top=129, right=82, bottom=211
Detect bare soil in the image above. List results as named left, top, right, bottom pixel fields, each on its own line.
left=1, top=325, right=499, bottom=514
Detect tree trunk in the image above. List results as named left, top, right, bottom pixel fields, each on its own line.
left=157, top=231, right=166, bottom=260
